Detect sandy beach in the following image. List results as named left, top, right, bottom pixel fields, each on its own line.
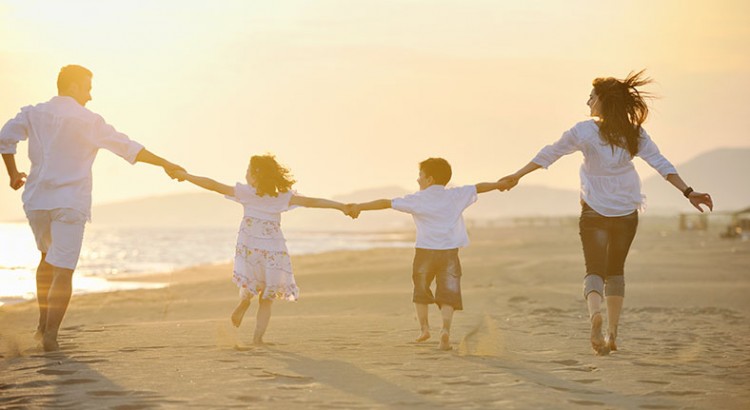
left=1, top=222, right=749, bottom=409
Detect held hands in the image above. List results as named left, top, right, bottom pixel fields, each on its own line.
left=343, top=203, right=361, bottom=219
left=164, top=163, right=187, bottom=181
left=497, top=174, right=520, bottom=191
left=9, top=171, right=26, bottom=190
left=688, top=191, right=713, bottom=213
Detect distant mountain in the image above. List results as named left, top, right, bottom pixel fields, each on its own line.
left=641, top=147, right=750, bottom=214
left=4, top=147, right=748, bottom=227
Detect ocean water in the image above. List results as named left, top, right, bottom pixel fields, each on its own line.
left=0, top=223, right=412, bottom=306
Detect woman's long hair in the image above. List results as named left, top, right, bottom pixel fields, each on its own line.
left=249, top=154, right=295, bottom=197
left=593, top=70, right=653, bottom=156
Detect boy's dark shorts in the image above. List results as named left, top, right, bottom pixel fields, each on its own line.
left=412, top=248, right=463, bottom=310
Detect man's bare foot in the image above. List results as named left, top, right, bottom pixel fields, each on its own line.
left=231, top=299, right=251, bottom=328
left=42, top=335, right=59, bottom=352
left=415, top=329, right=431, bottom=342
left=438, top=330, right=451, bottom=351
left=590, top=312, right=610, bottom=356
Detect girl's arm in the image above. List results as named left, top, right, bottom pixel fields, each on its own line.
left=176, top=171, right=234, bottom=196
left=289, top=195, right=346, bottom=212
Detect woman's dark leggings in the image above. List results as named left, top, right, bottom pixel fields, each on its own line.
left=579, top=203, right=638, bottom=298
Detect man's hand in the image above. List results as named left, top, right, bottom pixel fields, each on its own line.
left=9, top=171, right=26, bottom=190
left=164, top=163, right=186, bottom=181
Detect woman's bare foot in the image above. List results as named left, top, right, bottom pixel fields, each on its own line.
left=415, top=328, right=431, bottom=342
left=438, top=329, right=452, bottom=351
left=590, top=312, right=610, bottom=356
left=231, top=299, right=251, bottom=328
left=607, top=327, right=618, bottom=351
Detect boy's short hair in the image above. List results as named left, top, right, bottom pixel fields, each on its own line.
left=57, top=65, right=93, bottom=94
left=419, top=157, right=452, bottom=185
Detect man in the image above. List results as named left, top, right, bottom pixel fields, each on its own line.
left=1, top=65, right=184, bottom=351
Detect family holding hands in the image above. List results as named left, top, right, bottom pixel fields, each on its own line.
left=2, top=65, right=712, bottom=354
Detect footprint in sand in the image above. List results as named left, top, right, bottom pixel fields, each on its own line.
left=638, top=380, right=670, bottom=385
left=56, top=378, right=98, bottom=385
left=37, top=369, right=77, bottom=376
left=87, top=390, right=130, bottom=397
left=568, top=399, right=605, bottom=406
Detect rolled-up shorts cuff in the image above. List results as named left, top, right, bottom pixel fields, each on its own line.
left=26, top=208, right=86, bottom=270
left=583, top=274, right=604, bottom=299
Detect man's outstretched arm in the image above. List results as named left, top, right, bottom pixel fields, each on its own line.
left=135, top=149, right=185, bottom=179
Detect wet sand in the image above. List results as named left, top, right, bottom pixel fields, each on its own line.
left=2, top=222, right=749, bottom=409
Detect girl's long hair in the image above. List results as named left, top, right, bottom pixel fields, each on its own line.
left=593, top=70, right=653, bottom=156
left=250, top=154, right=295, bottom=197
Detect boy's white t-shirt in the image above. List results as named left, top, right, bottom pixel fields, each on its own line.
left=391, top=185, right=478, bottom=250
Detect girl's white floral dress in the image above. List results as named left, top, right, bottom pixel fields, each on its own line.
left=226, top=183, right=299, bottom=301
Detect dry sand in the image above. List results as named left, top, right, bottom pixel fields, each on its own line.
left=2, top=222, right=749, bottom=409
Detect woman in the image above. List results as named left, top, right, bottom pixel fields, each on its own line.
left=500, top=70, right=713, bottom=355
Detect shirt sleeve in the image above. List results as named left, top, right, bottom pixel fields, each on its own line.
left=455, top=185, right=479, bottom=210
left=531, top=124, right=583, bottom=169
left=0, top=107, right=30, bottom=154
left=636, top=129, right=677, bottom=178
left=391, top=192, right=421, bottom=214
left=226, top=183, right=254, bottom=203
left=90, top=114, right=144, bottom=164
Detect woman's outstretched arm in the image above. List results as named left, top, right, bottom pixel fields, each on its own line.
left=665, top=174, right=713, bottom=212
left=499, top=162, right=543, bottom=190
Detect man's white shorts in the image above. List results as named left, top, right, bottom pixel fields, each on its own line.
left=25, top=208, right=87, bottom=270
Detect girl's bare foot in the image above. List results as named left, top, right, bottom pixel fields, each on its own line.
left=415, top=328, right=431, bottom=342
left=438, top=329, right=452, bottom=351
left=231, top=299, right=251, bottom=328
left=590, top=312, right=610, bottom=355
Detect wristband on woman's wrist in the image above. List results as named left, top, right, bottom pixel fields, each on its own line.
left=683, top=187, right=694, bottom=198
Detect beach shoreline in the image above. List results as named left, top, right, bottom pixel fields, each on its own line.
left=2, top=225, right=749, bottom=408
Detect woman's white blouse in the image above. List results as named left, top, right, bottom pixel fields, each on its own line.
left=531, top=120, right=677, bottom=217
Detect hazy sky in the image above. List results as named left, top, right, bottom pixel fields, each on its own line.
left=1, top=0, right=749, bottom=220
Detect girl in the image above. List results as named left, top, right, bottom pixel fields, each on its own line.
left=174, top=154, right=354, bottom=345
left=499, top=71, right=713, bottom=355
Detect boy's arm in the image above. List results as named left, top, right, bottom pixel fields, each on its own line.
left=476, top=181, right=503, bottom=194
left=175, top=171, right=234, bottom=196
left=354, top=199, right=392, bottom=211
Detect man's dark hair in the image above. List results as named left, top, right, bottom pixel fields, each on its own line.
left=57, top=65, right=93, bottom=93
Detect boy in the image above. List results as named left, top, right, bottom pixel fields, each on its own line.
left=350, top=158, right=510, bottom=350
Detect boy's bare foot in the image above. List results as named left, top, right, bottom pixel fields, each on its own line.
left=438, top=330, right=452, bottom=351
left=231, top=299, right=251, bottom=328
left=42, top=335, right=59, bottom=352
left=34, top=328, right=44, bottom=341
left=590, top=312, right=610, bottom=356
left=415, top=329, right=431, bottom=342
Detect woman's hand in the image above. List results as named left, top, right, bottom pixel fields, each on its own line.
left=688, top=191, right=713, bottom=213
left=497, top=174, right=520, bottom=191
